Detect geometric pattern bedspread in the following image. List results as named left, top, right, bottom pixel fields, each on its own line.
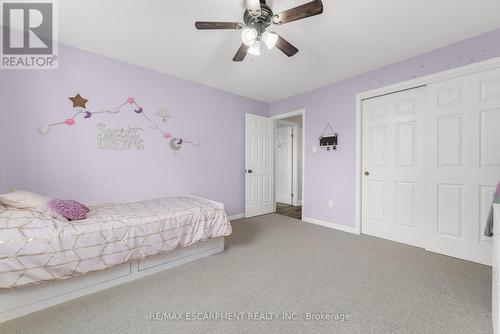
left=0, top=197, right=232, bottom=289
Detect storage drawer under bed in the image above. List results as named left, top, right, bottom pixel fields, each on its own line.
left=138, top=237, right=223, bottom=271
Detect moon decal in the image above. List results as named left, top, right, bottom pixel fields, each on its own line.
left=169, top=137, right=182, bottom=151
left=84, top=111, right=92, bottom=118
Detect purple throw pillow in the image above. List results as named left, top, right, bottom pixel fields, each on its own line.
left=48, top=199, right=89, bottom=221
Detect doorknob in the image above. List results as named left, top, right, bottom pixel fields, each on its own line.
left=247, top=169, right=253, bottom=174
left=364, top=171, right=370, bottom=176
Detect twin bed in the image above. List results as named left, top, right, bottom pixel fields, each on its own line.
left=0, top=196, right=232, bottom=322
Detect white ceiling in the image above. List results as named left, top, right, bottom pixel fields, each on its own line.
left=59, top=0, right=500, bottom=102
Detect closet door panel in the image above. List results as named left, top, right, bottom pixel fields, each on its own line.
left=425, top=68, right=500, bottom=265
left=361, top=87, right=426, bottom=248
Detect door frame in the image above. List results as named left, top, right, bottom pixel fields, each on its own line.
left=355, top=56, right=500, bottom=235
left=275, top=120, right=299, bottom=206
left=271, top=109, right=306, bottom=215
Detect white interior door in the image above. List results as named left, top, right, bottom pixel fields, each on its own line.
left=425, top=68, right=500, bottom=265
left=245, top=114, right=274, bottom=218
left=361, top=87, right=426, bottom=248
left=276, top=124, right=293, bottom=205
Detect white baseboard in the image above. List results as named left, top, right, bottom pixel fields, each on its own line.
left=228, top=213, right=245, bottom=221
left=296, top=200, right=303, bottom=206
left=302, top=216, right=359, bottom=235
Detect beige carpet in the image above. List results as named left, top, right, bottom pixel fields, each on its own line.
left=0, top=214, right=493, bottom=334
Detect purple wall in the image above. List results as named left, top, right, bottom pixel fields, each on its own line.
left=2, top=29, right=499, bottom=222
left=269, top=29, right=500, bottom=227
left=0, top=90, right=6, bottom=193
left=0, top=44, right=267, bottom=215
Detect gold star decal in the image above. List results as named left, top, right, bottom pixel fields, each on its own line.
left=69, top=94, right=89, bottom=108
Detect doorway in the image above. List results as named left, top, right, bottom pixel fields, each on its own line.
left=244, top=110, right=305, bottom=220
left=273, top=112, right=304, bottom=220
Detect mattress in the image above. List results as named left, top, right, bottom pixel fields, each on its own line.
left=0, top=196, right=232, bottom=289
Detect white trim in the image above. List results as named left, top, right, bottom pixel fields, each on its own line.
left=355, top=97, right=362, bottom=235
left=303, top=216, right=359, bottom=235
left=228, top=213, right=245, bottom=220
left=272, top=109, right=306, bottom=219
left=275, top=120, right=297, bottom=126
left=275, top=120, right=297, bottom=206
left=271, top=109, right=305, bottom=120
left=297, top=200, right=303, bottom=206
left=357, top=56, right=500, bottom=101
left=355, top=55, right=500, bottom=236
left=291, top=124, right=299, bottom=207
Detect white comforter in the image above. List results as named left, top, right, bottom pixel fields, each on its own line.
left=0, top=197, right=232, bottom=289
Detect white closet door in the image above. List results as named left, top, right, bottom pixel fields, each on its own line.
left=245, top=114, right=275, bottom=218
left=425, top=68, right=500, bottom=265
left=361, top=87, right=426, bottom=248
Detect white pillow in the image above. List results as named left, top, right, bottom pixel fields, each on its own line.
left=0, top=190, right=50, bottom=213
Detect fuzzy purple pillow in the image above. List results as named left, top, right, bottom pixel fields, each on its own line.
left=48, top=199, right=89, bottom=221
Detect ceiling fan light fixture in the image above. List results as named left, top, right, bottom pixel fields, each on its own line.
left=262, top=31, right=278, bottom=50
left=241, top=27, right=258, bottom=46
left=195, top=0, right=325, bottom=61
left=246, top=0, right=261, bottom=17
left=247, top=40, right=261, bottom=56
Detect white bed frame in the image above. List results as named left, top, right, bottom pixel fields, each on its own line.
left=0, top=196, right=226, bottom=323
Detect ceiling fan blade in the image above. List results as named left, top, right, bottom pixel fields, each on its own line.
left=272, top=0, right=323, bottom=25
left=233, top=44, right=250, bottom=62
left=195, top=22, right=243, bottom=30
left=275, top=35, right=299, bottom=57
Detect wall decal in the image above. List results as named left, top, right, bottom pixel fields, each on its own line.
left=39, top=93, right=199, bottom=152
left=69, top=93, right=89, bottom=108
left=157, top=108, right=171, bottom=122
left=97, top=123, right=144, bottom=150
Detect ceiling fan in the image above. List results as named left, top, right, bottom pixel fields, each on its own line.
left=195, top=0, right=324, bottom=62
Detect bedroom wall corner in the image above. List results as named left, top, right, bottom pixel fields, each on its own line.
left=0, top=43, right=268, bottom=215
left=269, top=28, right=500, bottom=229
